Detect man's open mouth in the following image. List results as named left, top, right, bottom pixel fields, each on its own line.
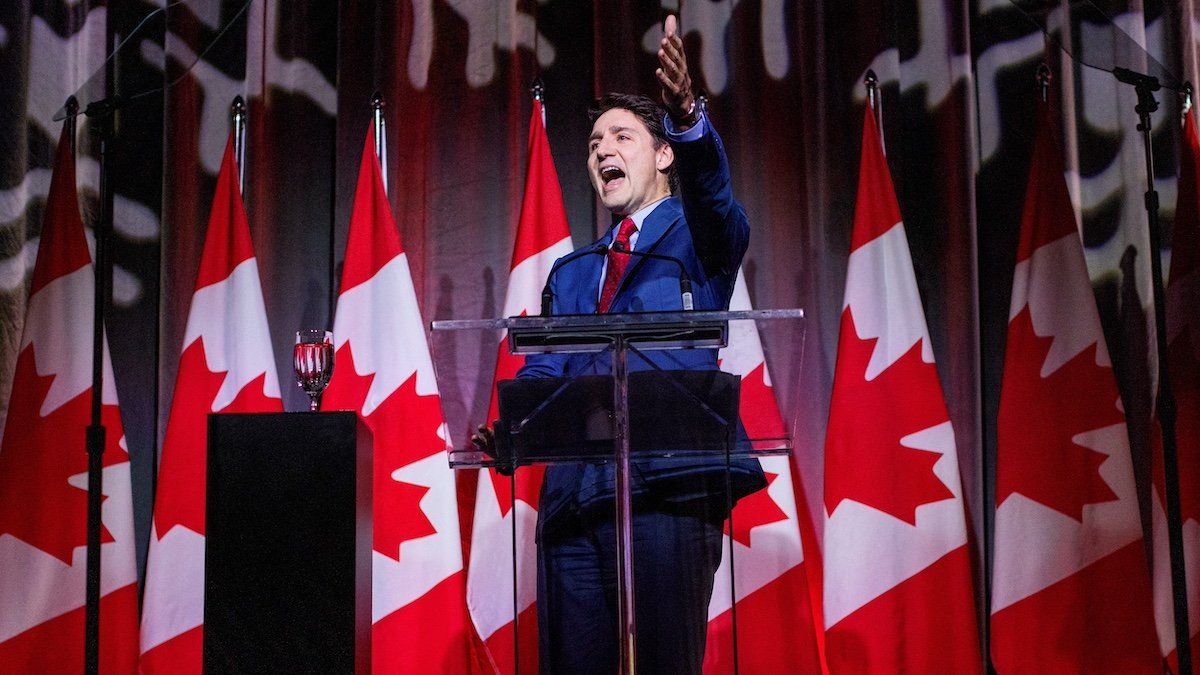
left=600, top=165, right=625, bottom=186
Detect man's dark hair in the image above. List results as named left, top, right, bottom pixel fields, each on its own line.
left=588, top=93, right=679, bottom=194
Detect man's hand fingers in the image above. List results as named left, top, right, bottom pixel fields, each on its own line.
left=659, top=37, right=685, bottom=72
left=656, top=68, right=680, bottom=95
left=663, top=32, right=685, bottom=60
left=471, top=424, right=495, bottom=446
left=658, top=51, right=683, bottom=84
left=658, top=13, right=693, bottom=116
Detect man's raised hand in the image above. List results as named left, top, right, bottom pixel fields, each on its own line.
left=656, top=15, right=696, bottom=126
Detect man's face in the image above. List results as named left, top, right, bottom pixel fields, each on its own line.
left=587, top=108, right=673, bottom=217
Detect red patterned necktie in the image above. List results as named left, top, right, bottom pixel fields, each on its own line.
left=598, top=217, right=637, bottom=313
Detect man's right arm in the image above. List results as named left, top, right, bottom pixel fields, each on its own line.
left=516, top=351, right=566, bottom=379
left=655, top=14, right=748, bottom=278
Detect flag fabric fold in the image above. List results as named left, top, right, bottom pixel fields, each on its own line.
left=1151, top=107, right=1200, bottom=672
left=465, top=98, right=573, bottom=675
left=322, top=124, right=473, bottom=672
left=140, top=135, right=282, bottom=673
left=990, top=102, right=1159, bottom=673
left=822, top=103, right=981, bottom=673
left=0, top=123, right=139, bottom=672
left=702, top=271, right=824, bottom=673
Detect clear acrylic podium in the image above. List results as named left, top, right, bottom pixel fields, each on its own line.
left=432, top=309, right=804, bottom=674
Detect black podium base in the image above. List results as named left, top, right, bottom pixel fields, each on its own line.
left=204, top=411, right=371, bottom=674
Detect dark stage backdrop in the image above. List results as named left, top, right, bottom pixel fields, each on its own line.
left=0, top=0, right=1195, bottom=654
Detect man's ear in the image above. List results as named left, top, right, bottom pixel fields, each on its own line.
left=656, top=142, right=674, bottom=173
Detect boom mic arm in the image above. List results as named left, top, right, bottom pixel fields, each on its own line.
left=611, top=241, right=694, bottom=311
left=540, top=244, right=607, bottom=315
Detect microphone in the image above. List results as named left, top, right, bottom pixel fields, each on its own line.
left=540, top=244, right=607, bottom=315
left=611, top=241, right=694, bottom=311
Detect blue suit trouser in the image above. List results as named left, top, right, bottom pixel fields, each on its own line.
left=536, top=497, right=725, bottom=674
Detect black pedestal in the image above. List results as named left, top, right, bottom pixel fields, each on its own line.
left=204, top=412, right=371, bottom=674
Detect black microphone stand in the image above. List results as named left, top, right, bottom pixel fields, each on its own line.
left=1111, top=65, right=1192, bottom=675
left=79, top=89, right=118, bottom=675
left=610, top=242, right=694, bottom=310
left=540, top=245, right=607, bottom=315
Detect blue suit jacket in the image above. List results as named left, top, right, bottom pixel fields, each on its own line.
left=518, top=120, right=766, bottom=526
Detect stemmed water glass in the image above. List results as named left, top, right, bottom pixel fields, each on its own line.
left=294, top=329, right=334, bottom=412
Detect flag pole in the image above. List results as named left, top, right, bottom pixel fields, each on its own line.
left=864, top=69, right=885, bottom=155
left=232, top=96, right=246, bottom=191
left=1110, top=65, right=1193, bottom=675
left=865, top=69, right=879, bottom=115
left=532, top=76, right=545, bottom=124
left=372, top=92, right=388, bottom=198
left=65, top=97, right=79, bottom=150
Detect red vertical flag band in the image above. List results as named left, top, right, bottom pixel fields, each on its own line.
left=467, top=97, right=574, bottom=675
left=702, top=270, right=825, bottom=674
left=0, top=120, right=139, bottom=672
left=323, top=124, right=474, bottom=672
left=140, top=134, right=282, bottom=673
left=822, top=102, right=981, bottom=673
left=990, top=102, right=1160, bottom=673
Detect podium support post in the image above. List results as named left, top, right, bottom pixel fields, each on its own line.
left=613, top=336, right=636, bottom=674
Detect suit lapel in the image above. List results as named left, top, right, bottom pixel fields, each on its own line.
left=613, top=198, right=681, bottom=303
left=578, top=228, right=613, bottom=314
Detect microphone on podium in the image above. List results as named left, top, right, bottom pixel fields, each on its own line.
left=540, top=244, right=607, bottom=315
left=611, top=241, right=694, bottom=311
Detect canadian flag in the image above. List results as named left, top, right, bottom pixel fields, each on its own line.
left=322, top=125, right=473, bottom=671
left=139, top=135, right=282, bottom=673
left=466, top=98, right=573, bottom=674
left=1150, top=108, right=1200, bottom=672
left=0, top=123, right=139, bottom=670
left=822, top=104, right=981, bottom=672
left=703, top=271, right=824, bottom=673
left=990, top=102, right=1160, bottom=671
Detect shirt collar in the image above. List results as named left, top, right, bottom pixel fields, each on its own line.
left=625, top=196, right=669, bottom=232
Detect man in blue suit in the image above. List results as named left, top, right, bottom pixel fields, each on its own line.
left=474, top=16, right=764, bottom=674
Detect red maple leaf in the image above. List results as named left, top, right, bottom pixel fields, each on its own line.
left=738, top=363, right=787, bottom=446
left=487, top=337, right=526, bottom=424
left=488, top=466, right=545, bottom=519
left=375, top=473, right=436, bottom=558
left=485, top=333, right=547, bottom=518
left=734, top=360, right=792, bottom=449
left=726, top=471, right=788, bottom=546
left=824, top=307, right=955, bottom=524
left=0, top=346, right=128, bottom=563
left=155, top=338, right=279, bottom=537
left=325, top=344, right=447, bottom=561
left=997, top=307, right=1123, bottom=520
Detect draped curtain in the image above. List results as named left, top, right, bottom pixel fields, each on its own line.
left=0, top=0, right=1194, bottom=655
